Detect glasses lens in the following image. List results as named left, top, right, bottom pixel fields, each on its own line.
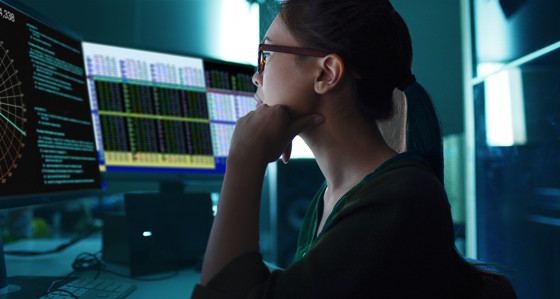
left=258, top=46, right=263, bottom=74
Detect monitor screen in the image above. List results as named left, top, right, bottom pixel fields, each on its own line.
left=0, top=0, right=101, bottom=208
left=81, top=42, right=257, bottom=179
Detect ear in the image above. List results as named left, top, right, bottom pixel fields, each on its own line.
left=314, top=54, right=345, bottom=95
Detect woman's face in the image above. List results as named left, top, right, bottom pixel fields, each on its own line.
left=252, top=15, right=320, bottom=117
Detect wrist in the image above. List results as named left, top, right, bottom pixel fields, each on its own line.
left=225, top=152, right=269, bottom=174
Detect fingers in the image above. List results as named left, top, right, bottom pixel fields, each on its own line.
left=256, top=103, right=324, bottom=137
left=281, top=142, right=292, bottom=164
left=281, top=114, right=323, bottom=164
left=230, top=104, right=324, bottom=165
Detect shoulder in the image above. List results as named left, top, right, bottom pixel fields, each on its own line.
left=362, top=153, right=445, bottom=200
left=338, top=153, right=451, bottom=231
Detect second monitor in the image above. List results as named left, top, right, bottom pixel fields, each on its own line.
left=82, top=42, right=257, bottom=181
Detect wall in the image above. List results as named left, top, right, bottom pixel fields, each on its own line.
left=392, top=0, right=464, bottom=137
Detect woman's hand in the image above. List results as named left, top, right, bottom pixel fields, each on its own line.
left=228, top=104, right=324, bottom=165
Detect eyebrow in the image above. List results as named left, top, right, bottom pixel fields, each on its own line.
left=261, top=37, right=271, bottom=44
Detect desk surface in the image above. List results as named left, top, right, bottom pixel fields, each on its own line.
left=4, top=237, right=201, bottom=298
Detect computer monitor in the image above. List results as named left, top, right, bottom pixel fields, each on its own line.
left=81, top=42, right=257, bottom=190
left=0, top=0, right=101, bottom=295
left=0, top=2, right=101, bottom=208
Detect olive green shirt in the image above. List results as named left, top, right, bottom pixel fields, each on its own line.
left=192, top=153, right=459, bottom=298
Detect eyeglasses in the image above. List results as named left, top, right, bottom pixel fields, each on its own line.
left=258, top=43, right=328, bottom=74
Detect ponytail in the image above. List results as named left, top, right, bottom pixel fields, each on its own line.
left=404, top=82, right=444, bottom=184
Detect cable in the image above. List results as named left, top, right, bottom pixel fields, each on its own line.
left=42, top=251, right=180, bottom=298
left=70, top=251, right=180, bottom=281
left=71, top=252, right=105, bottom=279
left=4, top=224, right=102, bottom=256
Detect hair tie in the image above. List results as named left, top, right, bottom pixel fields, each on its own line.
left=397, top=74, right=416, bottom=91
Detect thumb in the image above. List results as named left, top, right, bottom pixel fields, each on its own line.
left=289, top=114, right=325, bottom=136
left=281, top=142, right=292, bottom=164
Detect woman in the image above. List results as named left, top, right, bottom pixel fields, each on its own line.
left=193, top=0, right=516, bottom=298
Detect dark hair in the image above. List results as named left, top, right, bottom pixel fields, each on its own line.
left=281, top=0, right=415, bottom=121
left=404, top=82, right=444, bottom=184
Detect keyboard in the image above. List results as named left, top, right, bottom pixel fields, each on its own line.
left=42, top=278, right=136, bottom=299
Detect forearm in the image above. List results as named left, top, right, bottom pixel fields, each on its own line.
left=199, top=104, right=323, bottom=286
left=200, top=157, right=268, bottom=285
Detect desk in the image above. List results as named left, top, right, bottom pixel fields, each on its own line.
left=4, top=237, right=201, bottom=298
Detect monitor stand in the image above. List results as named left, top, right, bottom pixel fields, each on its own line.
left=159, top=181, right=185, bottom=194
left=0, top=235, right=21, bottom=296
left=160, top=179, right=222, bottom=197
left=0, top=233, right=69, bottom=298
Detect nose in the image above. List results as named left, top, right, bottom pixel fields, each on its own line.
left=252, top=71, right=261, bottom=87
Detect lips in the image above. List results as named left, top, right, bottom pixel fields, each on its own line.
left=255, top=94, right=264, bottom=107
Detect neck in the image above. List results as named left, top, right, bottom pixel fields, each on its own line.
left=301, top=104, right=396, bottom=202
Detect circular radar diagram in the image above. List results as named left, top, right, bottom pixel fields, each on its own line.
left=0, top=41, right=26, bottom=184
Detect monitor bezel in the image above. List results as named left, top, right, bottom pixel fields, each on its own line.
left=0, top=189, right=102, bottom=210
